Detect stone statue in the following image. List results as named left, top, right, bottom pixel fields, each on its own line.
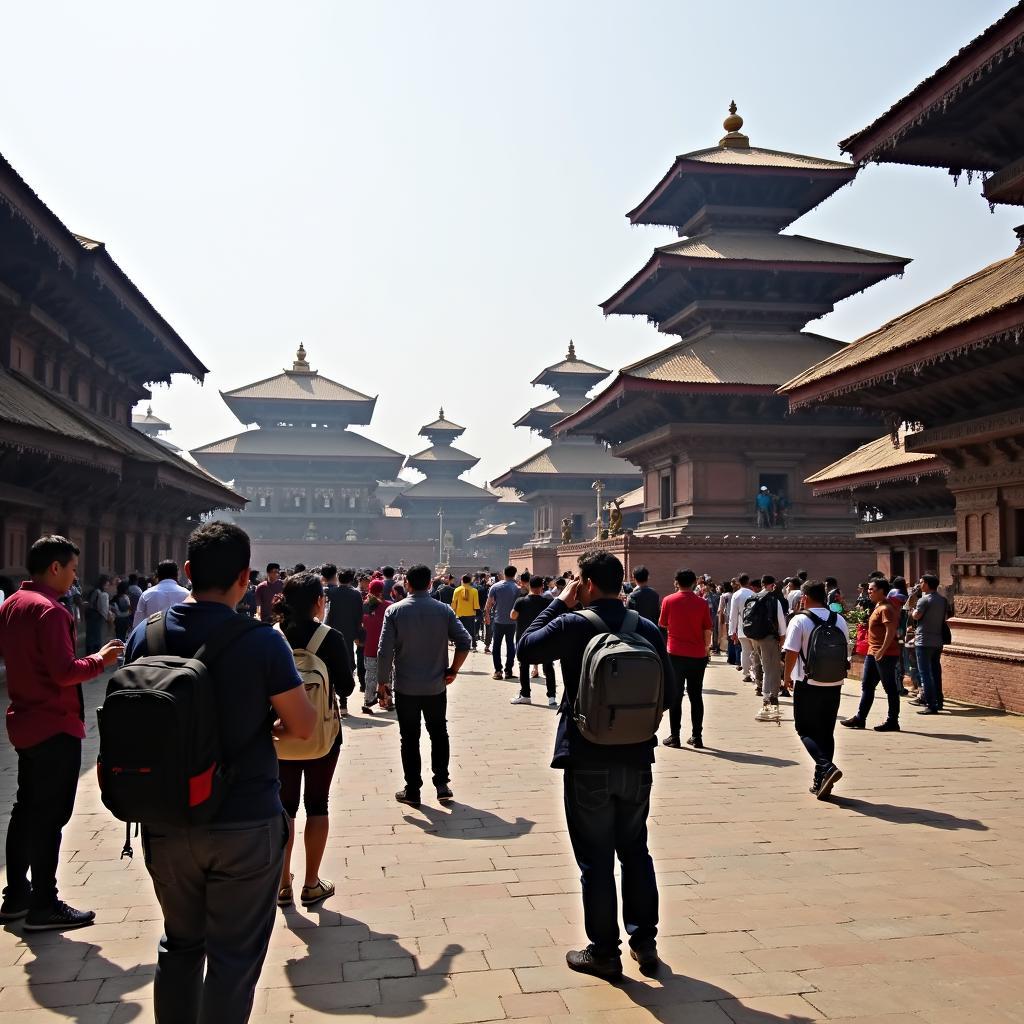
left=608, top=499, right=623, bottom=537
left=561, top=517, right=573, bottom=544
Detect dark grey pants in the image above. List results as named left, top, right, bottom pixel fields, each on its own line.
left=142, top=814, right=287, bottom=1024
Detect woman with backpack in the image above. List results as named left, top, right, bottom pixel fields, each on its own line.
left=275, top=571, right=354, bottom=909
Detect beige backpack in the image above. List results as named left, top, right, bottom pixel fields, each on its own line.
left=274, top=623, right=340, bottom=759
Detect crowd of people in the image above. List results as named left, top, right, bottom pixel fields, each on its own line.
left=0, top=524, right=953, bottom=1021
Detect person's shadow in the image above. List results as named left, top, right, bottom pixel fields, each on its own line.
left=281, top=910, right=462, bottom=1015
left=697, top=747, right=800, bottom=768
left=618, top=956, right=817, bottom=1022
left=14, top=929, right=148, bottom=1022
left=829, top=796, right=988, bottom=830
left=401, top=801, right=534, bottom=840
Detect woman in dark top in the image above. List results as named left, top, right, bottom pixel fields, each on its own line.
left=111, top=579, right=133, bottom=641
left=275, top=572, right=354, bottom=909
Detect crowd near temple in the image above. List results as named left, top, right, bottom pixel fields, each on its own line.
left=2, top=4, right=1024, bottom=1022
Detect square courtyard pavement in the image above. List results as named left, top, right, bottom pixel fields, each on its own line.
left=0, top=650, right=1022, bottom=1023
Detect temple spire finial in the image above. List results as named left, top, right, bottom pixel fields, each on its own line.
left=567, top=339, right=577, bottom=361
left=146, top=404, right=153, bottom=417
left=439, top=406, right=445, bottom=420
left=292, top=343, right=311, bottom=372
left=719, top=101, right=749, bottom=149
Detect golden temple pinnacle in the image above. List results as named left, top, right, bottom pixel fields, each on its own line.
left=719, top=101, right=749, bottom=149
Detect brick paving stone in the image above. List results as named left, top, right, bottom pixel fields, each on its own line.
left=0, top=655, right=1022, bottom=1023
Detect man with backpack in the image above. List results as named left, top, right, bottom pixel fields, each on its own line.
left=783, top=580, right=849, bottom=800
left=118, top=522, right=316, bottom=1024
left=745, top=575, right=788, bottom=723
left=728, top=573, right=756, bottom=682
left=517, top=551, right=671, bottom=981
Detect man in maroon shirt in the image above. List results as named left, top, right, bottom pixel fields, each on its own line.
left=0, top=536, right=122, bottom=930
left=658, top=568, right=713, bottom=749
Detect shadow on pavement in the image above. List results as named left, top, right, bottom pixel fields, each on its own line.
left=618, top=956, right=816, bottom=1022
left=283, top=909, right=462, bottom=1016
left=829, top=796, right=988, bottom=830
left=902, top=731, right=992, bottom=743
left=697, top=747, right=800, bottom=768
left=402, top=802, right=535, bottom=840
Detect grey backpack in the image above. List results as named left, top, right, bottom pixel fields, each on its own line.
left=573, top=608, right=665, bottom=745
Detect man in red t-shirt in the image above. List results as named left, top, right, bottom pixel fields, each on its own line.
left=0, top=536, right=123, bottom=930
left=658, top=568, right=712, bottom=749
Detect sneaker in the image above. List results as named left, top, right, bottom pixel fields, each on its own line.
left=662, top=735, right=682, bottom=748
left=874, top=720, right=900, bottom=732
left=755, top=704, right=776, bottom=722
left=492, top=671, right=504, bottom=680
left=755, top=686, right=762, bottom=697
left=361, top=705, right=375, bottom=715
left=548, top=696, right=558, bottom=708
left=840, top=716, right=865, bottom=729
left=917, top=708, right=940, bottom=715
left=565, top=945, right=623, bottom=979
left=686, top=735, right=704, bottom=749
left=484, top=646, right=491, bottom=654
left=504, top=670, right=515, bottom=680
left=437, top=785, right=454, bottom=803
left=23, top=901, right=95, bottom=932
left=395, top=787, right=421, bottom=807
left=0, top=891, right=30, bottom=921
left=742, top=675, right=752, bottom=682
left=300, top=879, right=335, bottom=907
left=630, top=943, right=660, bottom=976
left=510, top=695, right=532, bottom=705
left=816, top=764, right=843, bottom=800
left=908, top=698, right=926, bottom=706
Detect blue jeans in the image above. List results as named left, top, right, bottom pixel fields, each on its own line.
left=857, top=654, right=901, bottom=724
left=563, top=764, right=658, bottom=958
left=491, top=624, right=516, bottom=673
left=916, top=646, right=944, bottom=711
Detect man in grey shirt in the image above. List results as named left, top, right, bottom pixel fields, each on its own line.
left=485, top=566, right=522, bottom=680
left=911, top=573, right=949, bottom=715
left=377, top=564, right=472, bottom=807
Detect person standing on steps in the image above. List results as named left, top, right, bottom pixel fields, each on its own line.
left=377, top=564, right=472, bottom=808
left=841, top=577, right=902, bottom=733
left=658, top=568, right=712, bottom=749
left=517, top=551, right=672, bottom=981
left=484, top=566, right=520, bottom=680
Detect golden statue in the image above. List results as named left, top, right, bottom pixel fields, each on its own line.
left=608, top=499, right=623, bottom=537
left=561, top=517, right=573, bottom=544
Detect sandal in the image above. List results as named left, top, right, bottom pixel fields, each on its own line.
left=278, top=873, right=294, bottom=908
left=300, top=879, right=335, bottom=907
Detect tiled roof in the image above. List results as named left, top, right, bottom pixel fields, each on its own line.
left=806, top=430, right=943, bottom=491
left=467, top=522, right=522, bottom=540
left=192, top=428, right=403, bottom=461
left=222, top=371, right=373, bottom=404
left=782, top=249, right=1024, bottom=395
left=655, top=231, right=904, bottom=265
left=407, top=445, right=478, bottom=464
left=501, top=441, right=639, bottom=479
left=616, top=485, right=645, bottom=510
left=678, top=146, right=852, bottom=170
left=420, top=410, right=465, bottom=434
left=132, top=408, right=171, bottom=429
left=622, top=330, right=845, bottom=386
left=395, top=478, right=495, bottom=501
left=487, top=486, right=527, bottom=506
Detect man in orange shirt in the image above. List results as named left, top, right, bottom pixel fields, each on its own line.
left=658, top=568, right=712, bottom=749
left=841, top=577, right=902, bottom=732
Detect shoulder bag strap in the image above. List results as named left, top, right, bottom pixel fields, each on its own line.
left=145, top=611, right=168, bottom=656
left=575, top=607, right=610, bottom=634
left=306, top=623, right=331, bottom=657
left=621, top=609, right=640, bottom=635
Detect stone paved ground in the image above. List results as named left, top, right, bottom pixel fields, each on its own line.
left=1, top=651, right=1023, bottom=1023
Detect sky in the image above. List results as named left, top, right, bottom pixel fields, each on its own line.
left=1, top=0, right=1018, bottom=487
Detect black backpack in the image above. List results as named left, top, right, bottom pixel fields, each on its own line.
left=742, top=592, right=780, bottom=640
left=799, top=609, right=849, bottom=683
left=97, top=611, right=263, bottom=831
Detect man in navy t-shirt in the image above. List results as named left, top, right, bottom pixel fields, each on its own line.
left=123, top=522, right=315, bottom=1024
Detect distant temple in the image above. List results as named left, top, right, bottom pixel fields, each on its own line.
left=552, top=106, right=908, bottom=586
left=132, top=405, right=180, bottom=451
left=493, top=341, right=638, bottom=575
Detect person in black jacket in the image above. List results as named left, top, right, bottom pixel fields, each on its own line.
left=325, top=569, right=362, bottom=713
left=626, top=565, right=661, bottom=625
left=517, top=551, right=671, bottom=981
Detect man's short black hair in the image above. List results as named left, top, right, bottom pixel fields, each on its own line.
left=519, top=571, right=531, bottom=582
left=675, top=568, right=697, bottom=588
left=632, top=565, right=649, bottom=584
left=382, top=565, right=395, bottom=578
left=460, top=574, right=470, bottom=583
left=867, top=577, right=890, bottom=592
left=266, top=563, right=280, bottom=573
left=921, top=573, right=940, bottom=590
left=738, top=573, right=750, bottom=586
left=504, top=565, right=517, bottom=579
left=824, top=576, right=837, bottom=589
left=188, top=522, right=251, bottom=592
left=27, top=535, right=79, bottom=576
left=760, top=574, right=775, bottom=586
left=868, top=570, right=885, bottom=579
left=406, top=564, right=432, bottom=591
left=320, top=563, right=338, bottom=581
left=157, top=560, right=179, bottom=581
left=338, top=569, right=355, bottom=585
left=530, top=575, right=544, bottom=589
left=293, top=563, right=306, bottom=573
left=797, top=570, right=808, bottom=581
left=578, top=550, right=624, bottom=595
left=801, top=580, right=827, bottom=605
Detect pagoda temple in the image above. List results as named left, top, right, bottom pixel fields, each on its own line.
left=132, top=405, right=180, bottom=451
left=393, top=409, right=495, bottom=550
left=492, top=341, right=639, bottom=575
left=783, top=3, right=1024, bottom=713
left=191, top=346, right=425, bottom=566
left=553, top=106, right=909, bottom=589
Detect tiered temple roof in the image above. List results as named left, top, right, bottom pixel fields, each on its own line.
left=131, top=404, right=180, bottom=452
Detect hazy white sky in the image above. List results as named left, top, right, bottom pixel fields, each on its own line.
left=2, top=0, right=1017, bottom=485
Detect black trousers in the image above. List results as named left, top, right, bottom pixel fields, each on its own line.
left=395, top=691, right=450, bottom=792
left=356, top=645, right=366, bottom=689
left=793, top=681, right=842, bottom=770
left=667, top=655, right=707, bottom=740
left=857, top=654, right=901, bottom=724
left=5, top=732, right=82, bottom=911
left=491, top=624, right=516, bottom=673
left=563, top=764, right=658, bottom=959
left=519, top=658, right=556, bottom=698
left=458, top=616, right=478, bottom=648
left=142, top=814, right=287, bottom=1024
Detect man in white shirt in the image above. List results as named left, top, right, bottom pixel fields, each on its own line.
left=750, top=575, right=790, bottom=723
left=728, top=574, right=755, bottom=682
left=131, top=560, right=189, bottom=630
left=783, top=580, right=848, bottom=800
